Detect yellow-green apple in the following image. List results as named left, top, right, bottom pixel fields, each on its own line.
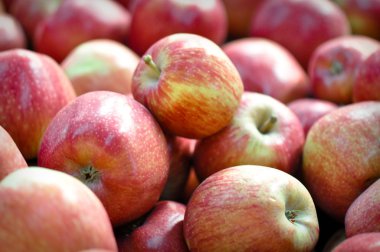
left=249, top=0, right=350, bottom=68
left=61, top=39, right=140, bottom=96
left=0, top=49, right=76, bottom=160
left=332, top=233, right=380, bottom=252
left=308, top=35, right=380, bottom=104
left=287, top=98, right=338, bottom=136
left=0, top=167, right=117, bottom=252
left=345, top=178, right=380, bottom=237
left=34, top=0, right=130, bottom=62
left=302, top=101, right=380, bottom=221
left=0, top=13, right=26, bottom=51
left=193, top=92, right=304, bottom=181
left=132, top=33, right=244, bottom=139
left=0, top=126, right=27, bottom=180
left=127, top=0, right=227, bottom=56
left=117, top=200, right=188, bottom=252
left=353, top=48, right=380, bottom=102
left=37, top=91, right=170, bottom=226
left=184, top=165, right=320, bottom=252
left=222, top=38, right=310, bottom=103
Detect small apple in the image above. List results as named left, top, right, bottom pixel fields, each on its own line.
left=0, top=13, right=26, bottom=51
left=302, top=101, right=380, bottom=221
left=132, top=33, right=244, bottom=139
left=184, top=165, right=320, bottom=251
left=0, top=167, right=117, bottom=252
left=38, top=91, right=170, bottom=226
left=332, top=232, right=380, bottom=252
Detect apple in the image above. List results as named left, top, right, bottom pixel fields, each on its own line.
left=132, top=33, right=244, bottom=139
left=353, top=48, right=380, bottom=102
left=34, top=0, right=131, bottom=62
left=117, top=200, right=188, bottom=252
left=249, top=0, right=350, bottom=68
left=302, top=101, right=380, bottom=222
left=222, top=38, right=310, bottom=103
left=287, top=98, right=338, bottom=136
left=184, top=165, right=320, bottom=251
left=0, top=49, right=76, bottom=160
left=331, top=232, right=380, bottom=252
left=37, top=91, right=170, bottom=226
left=345, top=178, right=380, bottom=237
left=0, top=125, right=27, bottom=180
left=61, top=39, right=140, bottom=96
left=127, top=0, right=228, bottom=56
left=0, top=13, right=26, bottom=51
left=193, top=92, right=304, bottom=181
left=0, top=167, right=117, bottom=252
left=308, top=35, right=380, bottom=104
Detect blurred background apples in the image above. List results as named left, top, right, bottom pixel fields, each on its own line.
left=0, top=13, right=26, bottom=51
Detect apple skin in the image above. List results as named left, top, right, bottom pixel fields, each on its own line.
left=34, top=0, right=130, bottom=62
left=132, top=33, right=244, bottom=139
left=0, top=49, right=76, bottom=160
left=0, top=167, right=118, bottom=252
left=0, top=13, right=26, bottom=51
left=37, top=91, right=170, bottom=227
left=302, top=101, right=380, bottom=222
left=193, top=92, right=305, bottom=181
left=0, top=126, right=27, bottom=180
left=249, top=0, right=350, bottom=68
left=184, top=165, right=320, bottom=252
left=345, top=178, right=380, bottom=237
left=353, top=48, right=380, bottom=102
left=222, top=38, right=310, bottom=103
left=287, top=98, right=338, bottom=136
left=117, top=200, right=188, bottom=252
left=127, top=0, right=227, bottom=56
left=308, top=35, right=380, bottom=104
left=331, top=232, right=380, bottom=252
left=61, top=39, right=140, bottom=96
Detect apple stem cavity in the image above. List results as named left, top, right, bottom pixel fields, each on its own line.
left=330, top=60, right=344, bottom=75
left=79, top=165, right=100, bottom=184
left=258, top=115, right=277, bottom=134
left=143, top=55, right=161, bottom=76
left=285, top=209, right=299, bottom=224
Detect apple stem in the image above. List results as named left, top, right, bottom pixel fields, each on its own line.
left=143, top=55, right=161, bottom=76
left=79, top=165, right=100, bottom=183
left=258, top=115, right=277, bottom=134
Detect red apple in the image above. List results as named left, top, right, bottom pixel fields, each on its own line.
left=308, top=35, right=380, bottom=104
left=0, top=125, right=27, bottom=180
left=353, top=48, right=380, bottom=102
left=0, top=49, right=76, bottom=160
left=37, top=91, right=170, bottom=226
left=287, top=98, right=338, bottom=136
left=249, top=0, right=350, bottom=68
left=193, top=92, right=304, bottom=181
left=302, top=101, right=380, bottom=221
left=222, top=38, right=310, bottom=103
left=127, top=0, right=227, bottom=55
left=117, top=200, right=188, bottom=252
left=345, top=178, right=380, bottom=237
left=132, top=33, right=244, bottom=139
left=332, top=232, right=380, bottom=252
left=0, top=167, right=117, bottom=251
left=184, top=165, right=320, bottom=251
left=61, top=39, right=140, bottom=96
left=34, top=0, right=130, bottom=62
left=0, top=13, right=26, bottom=51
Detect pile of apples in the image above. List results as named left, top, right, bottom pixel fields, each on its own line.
left=0, top=0, right=379, bottom=251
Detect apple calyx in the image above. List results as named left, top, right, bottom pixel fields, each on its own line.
left=143, top=55, right=161, bottom=77
left=258, top=115, right=277, bottom=134
left=330, top=60, right=344, bottom=75
left=285, top=209, right=300, bottom=224
left=78, top=165, right=100, bottom=184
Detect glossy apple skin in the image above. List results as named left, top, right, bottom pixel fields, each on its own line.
left=0, top=13, right=26, bottom=51
left=61, top=39, right=139, bottom=96
left=0, top=49, right=76, bottom=160
left=332, top=232, right=380, bottom=252
left=38, top=91, right=170, bottom=226
left=117, top=200, right=188, bottom=252
left=127, top=0, right=227, bottom=55
left=193, top=92, right=304, bottom=181
left=132, top=33, right=244, bottom=139
left=0, top=126, right=27, bottom=180
left=353, top=48, right=380, bottom=102
left=308, top=35, right=380, bottom=104
left=345, top=179, right=380, bottom=237
left=184, top=165, right=319, bottom=252
left=223, top=38, right=309, bottom=103
left=249, top=0, right=350, bottom=68
left=34, top=0, right=130, bottom=62
left=287, top=98, right=338, bottom=136
left=0, top=167, right=118, bottom=252
left=302, top=101, right=380, bottom=222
